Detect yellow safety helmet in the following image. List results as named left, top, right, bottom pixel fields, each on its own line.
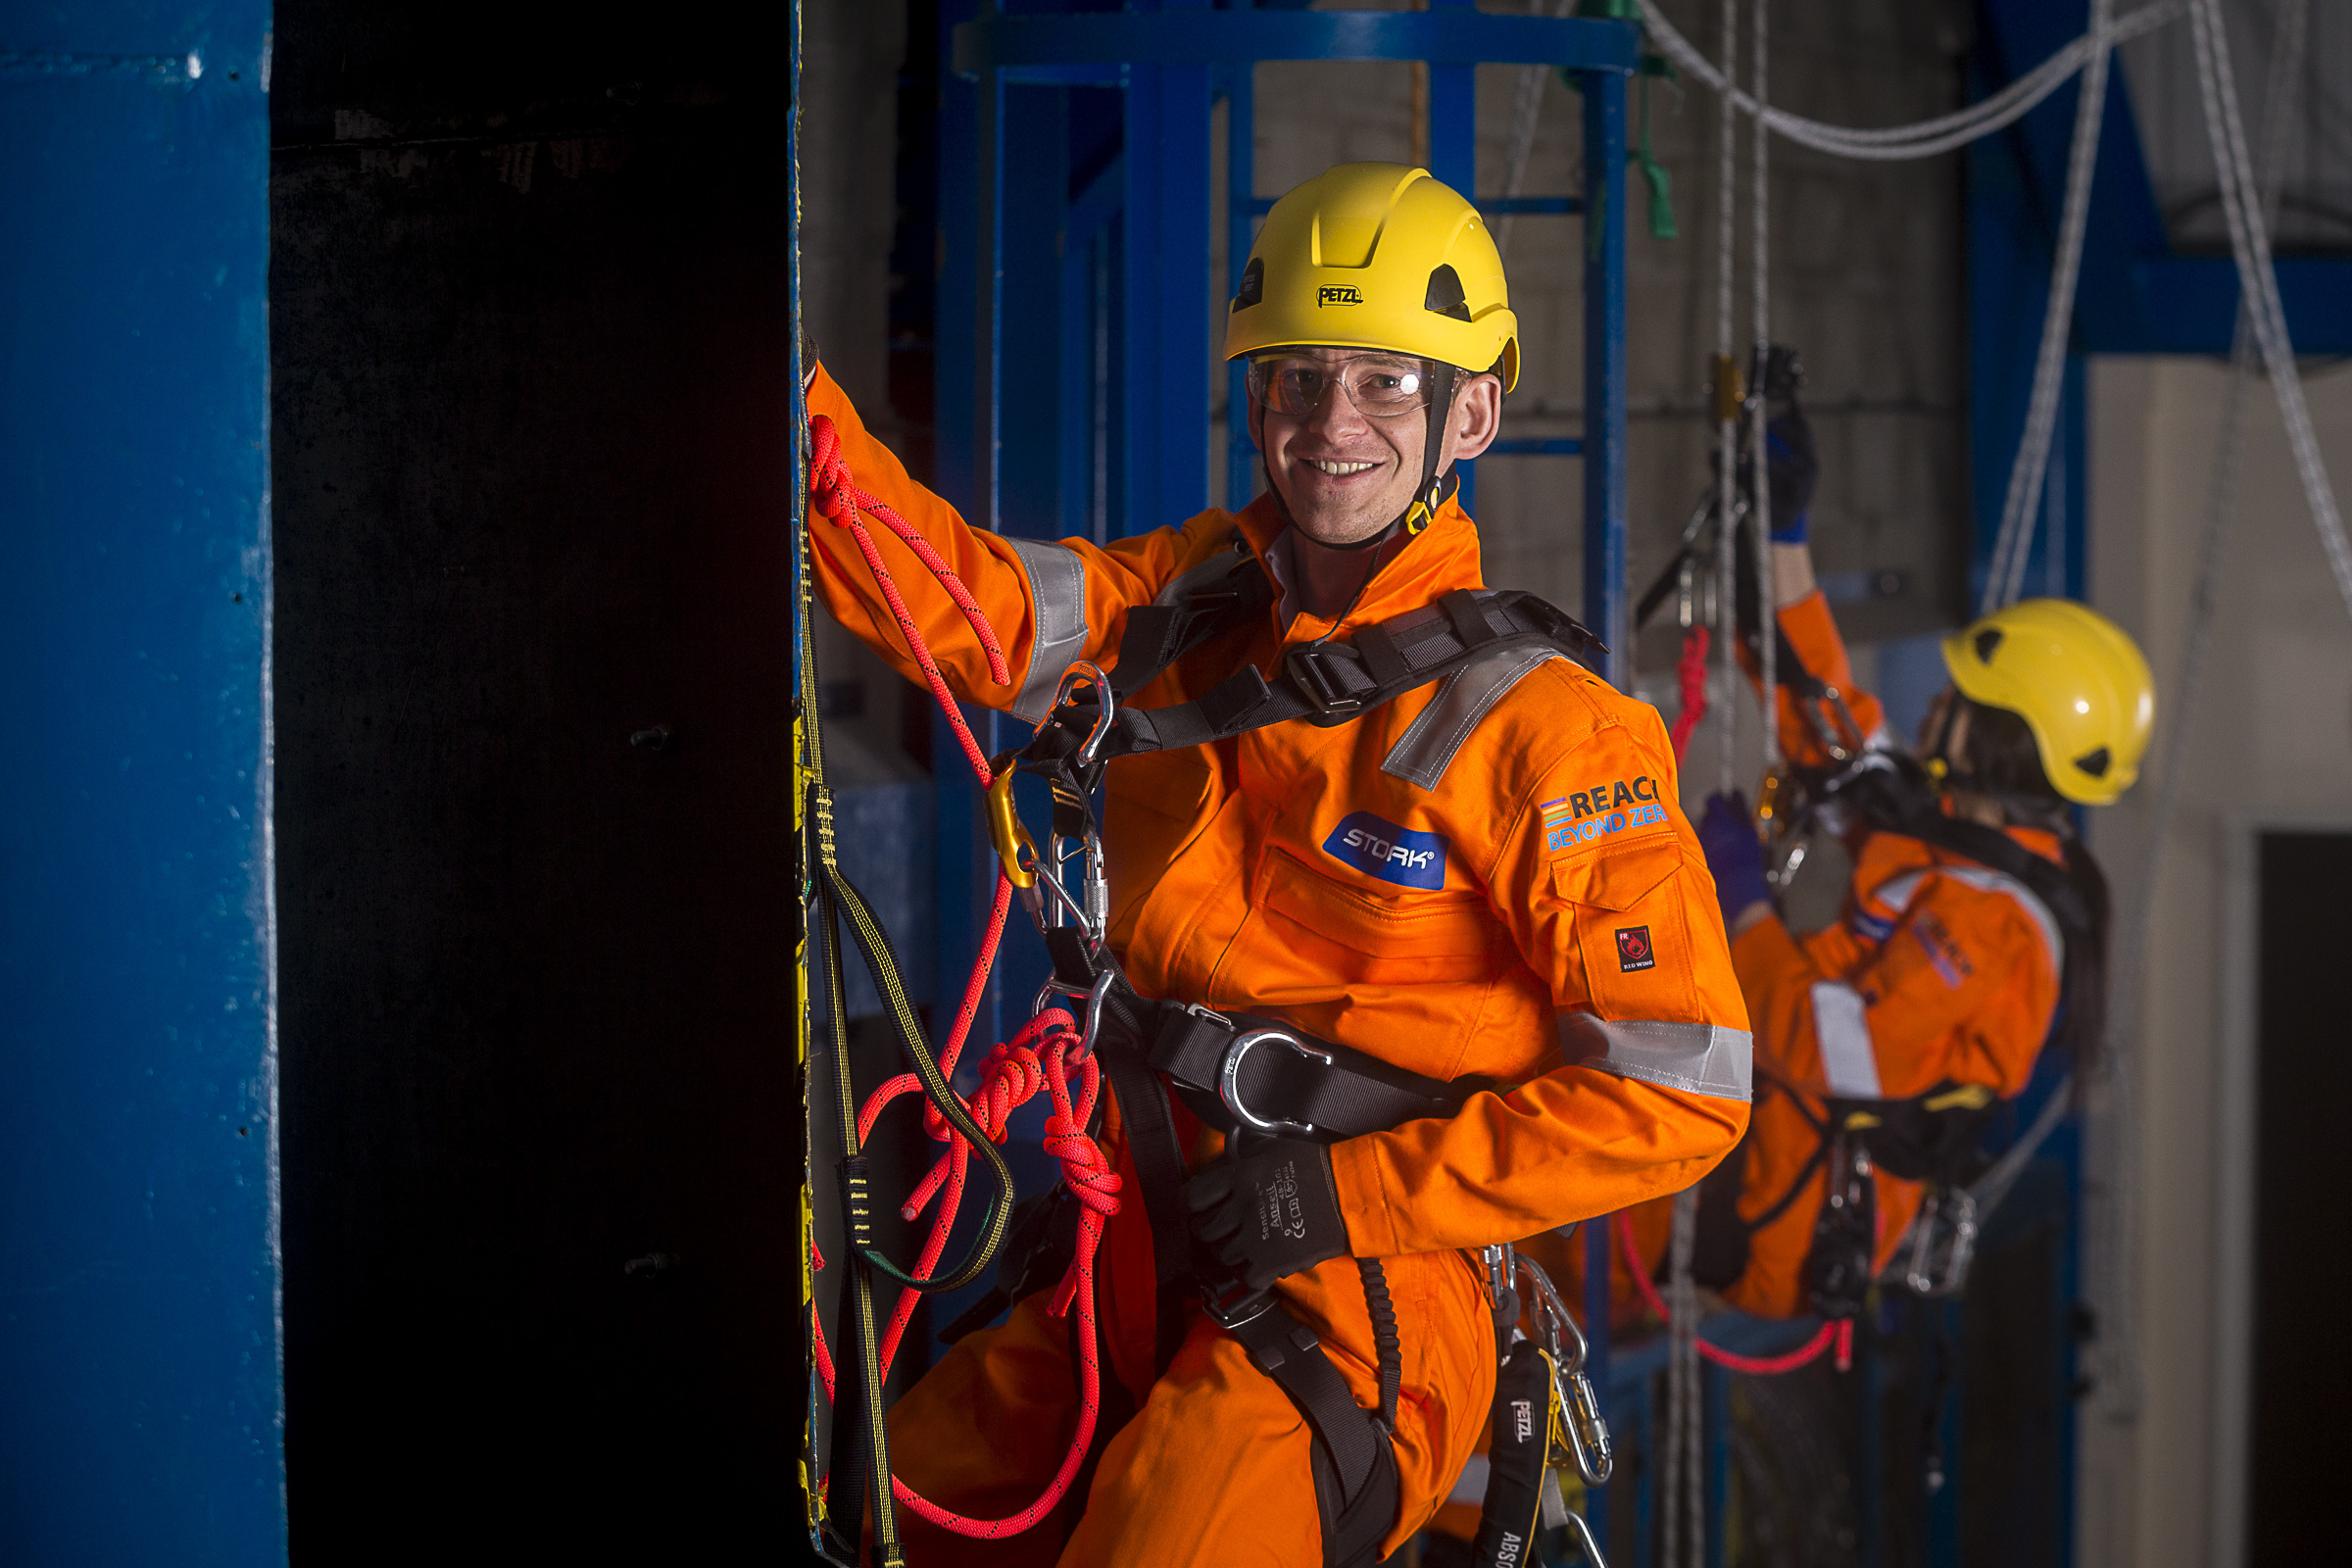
left=1224, top=162, right=1520, bottom=389
left=1939, top=598, right=2154, bottom=807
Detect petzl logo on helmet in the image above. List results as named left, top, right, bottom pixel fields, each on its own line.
left=1324, top=811, right=1447, bottom=890
left=1317, top=284, right=1364, bottom=306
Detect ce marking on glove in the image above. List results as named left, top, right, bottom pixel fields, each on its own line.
left=1258, top=1161, right=1308, bottom=1242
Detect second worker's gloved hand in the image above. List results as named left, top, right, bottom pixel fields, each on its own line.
left=1185, top=1136, right=1349, bottom=1293
left=1698, top=790, right=1772, bottom=929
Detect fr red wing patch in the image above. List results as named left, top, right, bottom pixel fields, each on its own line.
left=1615, top=925, right=1656, bottom=972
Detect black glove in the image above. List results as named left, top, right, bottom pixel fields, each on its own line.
left=1184, top=1137, right=1348, bottom=1292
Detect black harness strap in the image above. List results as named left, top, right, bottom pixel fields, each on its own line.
left=1218, top=1294, right=1402, bottom=1566
left=1036, top=581, right=1603, bottom=768
left=1151, top=1004, right=1488, bottom=1143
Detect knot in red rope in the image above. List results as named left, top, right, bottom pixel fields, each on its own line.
left=924, top=1042, right=1044, bottom=1145
left=807, top=415, right=859, bottom=522
left=1042, top=1115, right=1120, bottom=1218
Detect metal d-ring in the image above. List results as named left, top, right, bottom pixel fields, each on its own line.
left=1217, top=1028, right=1330, bottom=1140
left=1033, top=974, right=1094, bottom=1017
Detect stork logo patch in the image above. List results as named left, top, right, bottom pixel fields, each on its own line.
left=1615, top=926, right=1656, bottom=972
left=1317, top=285, right=1364, bottom=306
left=1324, top=811, right=1448, bottom=890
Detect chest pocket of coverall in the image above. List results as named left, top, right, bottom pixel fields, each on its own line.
left=1547, top=839, right=1694, bottom=1016
left=1259, top=849, right=1506, bottom=986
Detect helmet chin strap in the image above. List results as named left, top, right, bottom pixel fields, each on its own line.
left=1262, top=361, right=1462, bottom=553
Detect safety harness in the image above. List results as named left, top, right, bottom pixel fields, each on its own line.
left=1711, top=630, right=2095, bottom=1315
left=803, top=408, right=1618, bottom=1565
left=967, top=534, right=1610, bottom=1566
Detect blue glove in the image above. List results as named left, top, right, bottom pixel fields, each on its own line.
left=1769, top=507, right=1809, bottom=545
left=1697, top=791, right=1772, bottom=928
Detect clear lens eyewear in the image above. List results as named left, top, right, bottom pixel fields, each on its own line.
left=1245, top=355, right=1435, bottom=419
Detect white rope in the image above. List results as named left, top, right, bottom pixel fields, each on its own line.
left=1496, top=0, right=1577, bottom=262
left=1969, top=1075, right=2073, bottom=1216
left=2187, top=0, right=2352, bottom=624
left=1635, top=0, right=2186, bottom=162
left=1982, top=0, right=2116, bottom=614
left=1749, top=0, right=1777, bottom=768
left=1713, top=0, right=1739, bottom=800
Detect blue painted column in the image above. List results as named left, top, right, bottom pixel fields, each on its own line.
left=1577, top=54, right=1631, bottom=1556
left=1225, top=61, right=1258, bottom=514
left=0, top=10, right=285, bottom=1565
left=1122, top=0, right=1213, bottom=536
left=1580, top=65, right=1630, bottom=682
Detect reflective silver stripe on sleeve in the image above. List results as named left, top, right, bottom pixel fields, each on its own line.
left=1381, top=645, right=1568, bottom=791
left=1001, top=535, right=1090, bottom=723
left=1556, top=1010, right=1752, bottom=1102
left=1809, top=981, right=1882, bottom=1099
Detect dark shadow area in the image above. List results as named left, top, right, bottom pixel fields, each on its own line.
left=2251, top=830, right=2352, bottom=1565
left=270, top=4, right=801, bottom=1555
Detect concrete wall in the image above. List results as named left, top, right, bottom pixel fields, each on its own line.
left=2081, top=354, right=2352, bottom=1568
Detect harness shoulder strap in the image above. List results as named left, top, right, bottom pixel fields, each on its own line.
left=1102, top=589, right=1603, bottom=760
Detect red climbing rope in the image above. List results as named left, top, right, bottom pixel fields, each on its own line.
left=807, top=416, right=1125, bottom=1539
left=808, top=413, right=1008, bottom=783
left=1614, top=1209, right=1852, bottom=1375
left=1667, top=624, right=1712, bottom=762
left=809, top=1004, right=1121, bottom=1535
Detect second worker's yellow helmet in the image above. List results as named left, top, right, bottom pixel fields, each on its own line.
left=1224, top=162, right=1520, bottom=388
left=1940, top=598, right=2155, bottom=807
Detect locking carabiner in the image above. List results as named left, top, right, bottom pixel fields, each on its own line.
left=1517, top=1250, right=1613, bottom=1487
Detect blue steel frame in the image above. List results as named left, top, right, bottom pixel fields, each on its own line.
left=0, top=13, right=285, bottom=1562
left=927, top=0, right=1637, bottom=1546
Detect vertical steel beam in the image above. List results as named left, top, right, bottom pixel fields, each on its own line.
left=1428, top=0, right=1479, bottom=516
left=1123, top=1, right=1214, bottom=537
left=0, top=19, right=285, bottom=1560
left=1580, top=67, right=1630, bottom=684
left=1225, top=61, right=1258, bottom=514
left=1577, top=69, right=1629, bottom=1549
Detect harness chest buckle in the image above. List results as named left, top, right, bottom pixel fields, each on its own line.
left=1283, top=646, right=1362, bottom=715
left=1219, top=1026, right=1331, bottom=1140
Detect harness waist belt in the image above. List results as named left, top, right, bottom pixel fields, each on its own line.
left=1148, top=1002, right=1490, bottom=1143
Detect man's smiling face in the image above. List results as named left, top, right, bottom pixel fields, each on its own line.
left=1250, top=348, right=1439, bottom=546
left=1249, top=347, right=1499, bottom=547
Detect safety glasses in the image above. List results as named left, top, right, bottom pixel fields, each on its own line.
left=1245, top=353, right=1436, bottom=419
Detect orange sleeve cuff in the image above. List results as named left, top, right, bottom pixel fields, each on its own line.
left=1330, top=1136, right=1403, bottom=1259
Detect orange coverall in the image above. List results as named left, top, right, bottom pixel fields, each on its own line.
left=1602, top=590, right=2066, bottom=1321
left=808, top=366, right=1751, bottom=1564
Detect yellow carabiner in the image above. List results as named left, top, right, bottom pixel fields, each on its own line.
left=984, top=761, right=1039, bottom=891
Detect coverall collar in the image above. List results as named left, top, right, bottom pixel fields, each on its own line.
left=1234, top=487, right=1481, bottom=648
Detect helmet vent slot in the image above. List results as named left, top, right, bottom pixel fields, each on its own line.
left=1423, top=264, right=1472, bottom=322
left=1233, top=257, right=1265, bottom=312
left=1973, top=628, right=2003, bottom=662
left=2074, top=747, right=2111, bottom=779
